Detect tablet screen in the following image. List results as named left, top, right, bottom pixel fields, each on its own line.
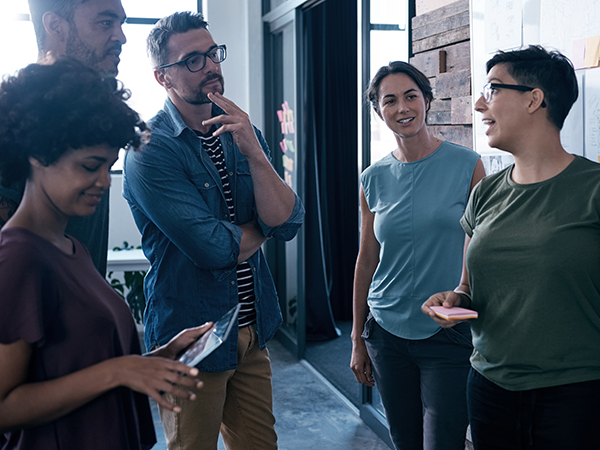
left=179, top=304, right=241, bottom=367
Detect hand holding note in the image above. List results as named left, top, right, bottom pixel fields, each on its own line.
left=429, top=306, right=478, bottom=321
left=421, top=290, right=475, bottom=328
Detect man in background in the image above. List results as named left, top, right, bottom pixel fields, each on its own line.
left=0, top=0, right=127, bottom=275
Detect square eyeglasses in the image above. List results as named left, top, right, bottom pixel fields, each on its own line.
left=156, top=44, right=227, bottom=72
left=482, top=82, right=546, bottom=107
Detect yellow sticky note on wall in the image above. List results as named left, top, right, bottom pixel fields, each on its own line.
left=584, top=36, right=600, bottom=68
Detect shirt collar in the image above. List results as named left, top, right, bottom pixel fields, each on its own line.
left=162, top=98, right=226, bottom=138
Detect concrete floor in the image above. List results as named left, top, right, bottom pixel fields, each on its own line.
left=150, top=338, right=390, bottom=449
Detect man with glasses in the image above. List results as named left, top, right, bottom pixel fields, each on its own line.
left=123, top=11, right=304, bottom=450
left=0, top=0, right=128, bottom=276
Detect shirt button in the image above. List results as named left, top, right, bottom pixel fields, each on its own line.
left=253, top=267, right=256, bottom=272
left=224, top=214, right=228, bottom=219
left=228, top=141, right=232, bottom=145
left=231, top=281, right=235, bottom=285
left=204, top=183, right=209, bottom=188
left=229, top=171, right=233, bottom=176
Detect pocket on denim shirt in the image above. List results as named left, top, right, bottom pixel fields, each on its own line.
left=236, top=160, right=253, bottom=191
left=234, top=160, right=255, bottom=223
left=236, top=159, right=251, bottom=176
left=190, top=172, right=221, bottom=213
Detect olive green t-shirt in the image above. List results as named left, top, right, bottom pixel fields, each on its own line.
left=461, top=156, right=600, bottom=391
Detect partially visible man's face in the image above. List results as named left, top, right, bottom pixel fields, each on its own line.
left=66, top=0, right=127, bottom=77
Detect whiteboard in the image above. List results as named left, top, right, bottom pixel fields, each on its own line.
left=470, top=0, right=600, bottom=170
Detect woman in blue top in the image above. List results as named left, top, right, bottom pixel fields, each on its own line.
left=351, top=61, right=485, bottom=450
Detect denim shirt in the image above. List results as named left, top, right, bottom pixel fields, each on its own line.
left=122, top=98, right=304, bottom=372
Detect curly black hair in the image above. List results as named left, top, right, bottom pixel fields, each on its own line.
left=0, top=58, right=146, bottom=187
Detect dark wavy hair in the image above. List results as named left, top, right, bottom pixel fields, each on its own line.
left=486, top=45, right=578, bottom=130
left=366, top=61, right=434, bottom=116
left=0, top=58, right=146, bottom=187
left=147, top=11, right=209, bottom=68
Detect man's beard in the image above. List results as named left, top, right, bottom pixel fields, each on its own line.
left=65, top=28, right=120, bottom=77
left=184, top=74, right=225, bottom=105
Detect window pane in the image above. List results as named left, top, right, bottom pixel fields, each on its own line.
left=113, top=23, right=170, bottom=171
left=369, top=29, right=409, bottom=76
left=0, top=19, right=37, bottom=78
left=371, top=0, right=406, bottom=27
left=122, top=0, right=197, bottom=18
left=4, top=0, right=29, bottom=16
left=370, top=110, right=398, bottom=163
left=119, top=23, right=166, bottom=122
left=369, top=30, right=409, bottom=163
left=270, top=0, right=291, bottom=10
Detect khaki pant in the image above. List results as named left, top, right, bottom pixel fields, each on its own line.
left=159, top=325, right=278, bottom=450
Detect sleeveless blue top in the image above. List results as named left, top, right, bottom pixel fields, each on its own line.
left=361, top=141, right=479, bottom=339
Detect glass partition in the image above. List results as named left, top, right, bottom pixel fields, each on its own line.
left=264, top=11, right=305, bottom=359
left=368, top=1, right=409, bottom=164
left=361, top=0, right=411, bottom=432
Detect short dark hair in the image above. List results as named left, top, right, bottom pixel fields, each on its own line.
left=366, top=61, right=433, bottom=115
left=486, top=45, right=578, bottom=130
left=147, top=11, right=209, bottom=68
left=28, top=0, right=88, bottom=51
left=0, top=58, right=146, bottom=187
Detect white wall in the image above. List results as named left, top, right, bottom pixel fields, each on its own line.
left=203, top=0, right=264, bottom=127
left=109, top=2, right=261, bottom=248
left=109, top=173, right=141, bottom=249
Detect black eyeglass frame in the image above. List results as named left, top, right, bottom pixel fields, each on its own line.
left=156, top=44, right=227, bottom=72
left=482, top=82, right=546, bottom=107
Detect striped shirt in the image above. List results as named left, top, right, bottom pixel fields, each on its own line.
left=196, top=129, right=256, bottom=327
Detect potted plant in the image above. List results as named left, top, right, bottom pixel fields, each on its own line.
left=107, top=242, right=146, bottom=324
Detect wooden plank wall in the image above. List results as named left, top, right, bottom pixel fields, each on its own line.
left=410, top=0, right=473, bottom=148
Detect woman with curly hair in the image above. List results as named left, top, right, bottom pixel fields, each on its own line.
left=0, top=59, right=210, bottom=450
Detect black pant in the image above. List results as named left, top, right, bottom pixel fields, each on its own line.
left=363, top=317, right=473, bottom=450
left=468, top=369, right=600, bottom=450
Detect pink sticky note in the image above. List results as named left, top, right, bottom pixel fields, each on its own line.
left=430, top=306, right=478, bottom=320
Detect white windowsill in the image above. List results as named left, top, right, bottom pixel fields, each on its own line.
left=107, top=249, right=150, bottom=273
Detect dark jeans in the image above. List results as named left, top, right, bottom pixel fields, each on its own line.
left=467, top=368, right=600, bottom=450
left=363, top=316, right=473, bottom=450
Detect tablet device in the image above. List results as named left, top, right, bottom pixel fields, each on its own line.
left=179, top=304, right=241, bottom=367
left=430, top=306, right=478, bottom=321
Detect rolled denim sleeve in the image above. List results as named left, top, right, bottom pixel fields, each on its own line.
left=123, top=135, right=241, bottom=276
left=257, top=195, right=305, bottom=241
